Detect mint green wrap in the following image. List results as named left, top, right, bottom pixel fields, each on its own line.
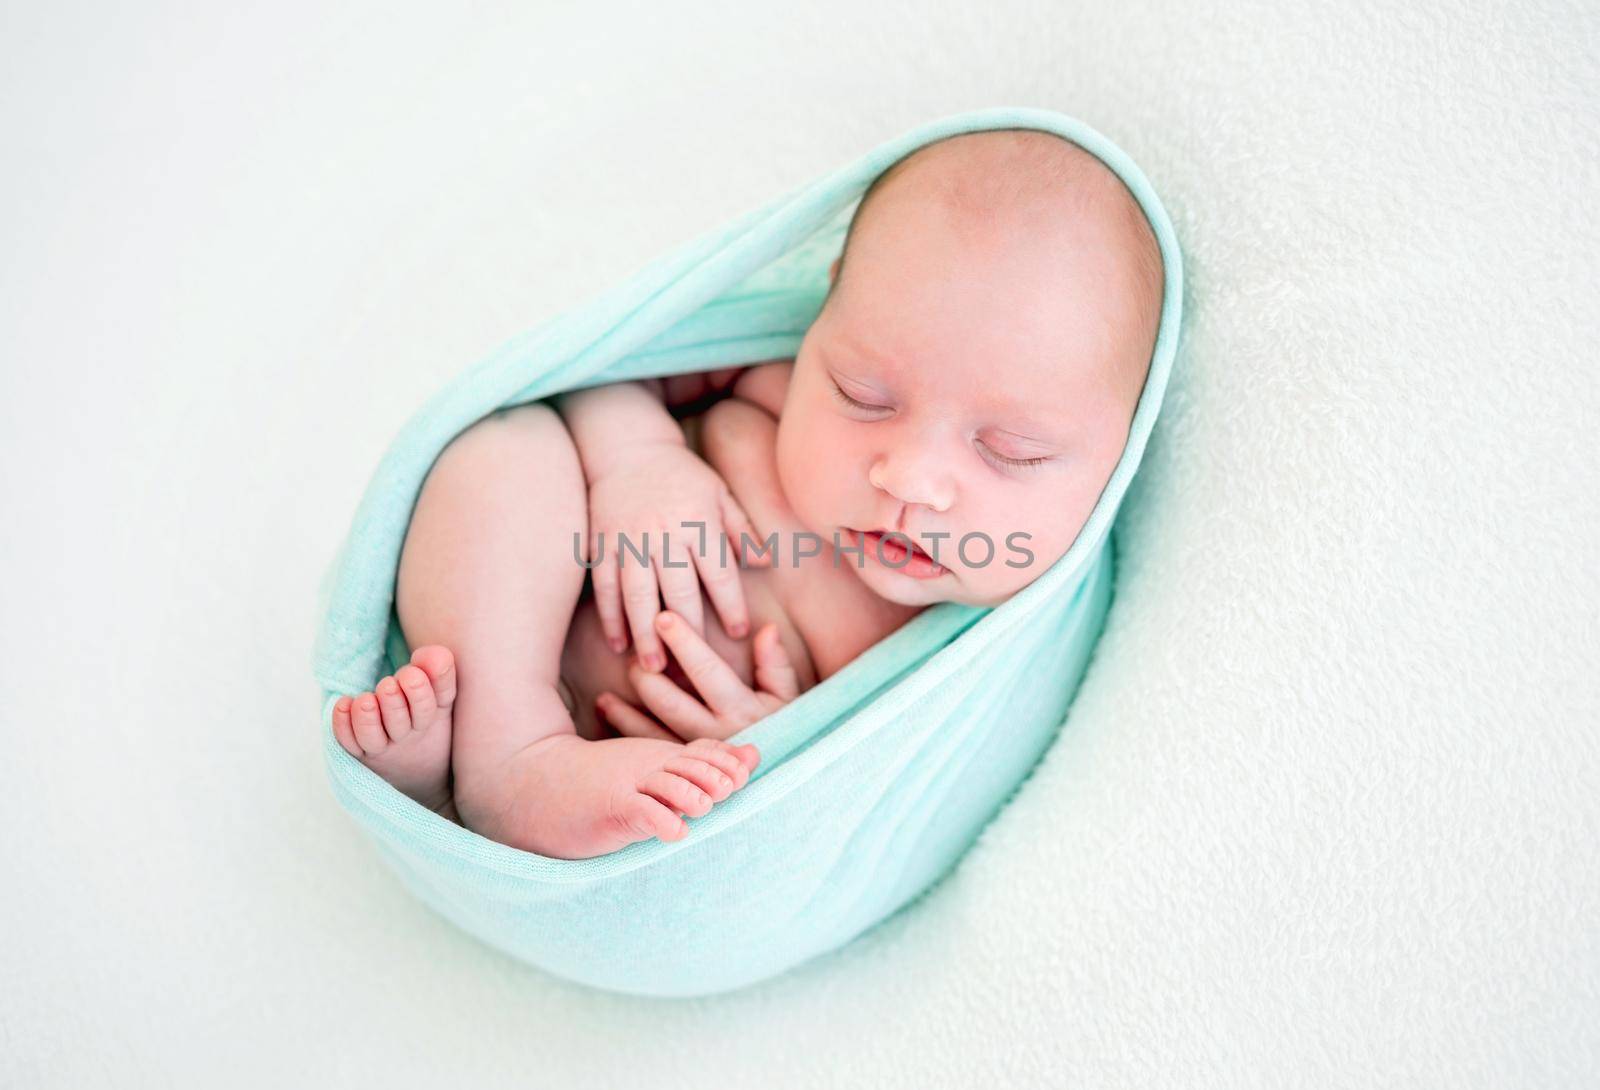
left=313, top=106, right=1184, bottom=997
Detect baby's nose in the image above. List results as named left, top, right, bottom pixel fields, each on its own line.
left=869, top=449, right=955, bottom=512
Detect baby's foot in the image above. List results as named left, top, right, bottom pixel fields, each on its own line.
left=332, top=646, right=456, bottom=815
left=458, top=731, right=760, bottom=860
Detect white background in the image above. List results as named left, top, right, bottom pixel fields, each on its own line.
left=3, top=2, right=1597, bottom=1086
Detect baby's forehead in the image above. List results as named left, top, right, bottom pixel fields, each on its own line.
left=832, top=131, right=1163, bottom=410
left=846, top=131, right=1161, bottom=306
left=868, top=130, right=1133, bottom=233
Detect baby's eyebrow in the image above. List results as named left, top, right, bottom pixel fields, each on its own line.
left=827, top=340, right=1068, bottom=444
left=827, top=333, right=906, bottom=375
left=988, top=423, right=1061, bottom=448
left=829, top=364, right=877, bottom=384
left=826, top=362, right=893, bottom=397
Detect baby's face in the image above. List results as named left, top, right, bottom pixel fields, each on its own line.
left=775, top=153, right=1158, bottom=608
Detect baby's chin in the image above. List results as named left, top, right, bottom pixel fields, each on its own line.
left=857, top=573, right=951, bottom=608
left=849, top=558, right=999, bottom=609
left=855, top=559, right=1040, bottom=609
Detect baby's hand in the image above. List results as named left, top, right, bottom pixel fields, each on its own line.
left=596, top=611, right=799, bottom=742
left=584, top=443, right=768, bottom=669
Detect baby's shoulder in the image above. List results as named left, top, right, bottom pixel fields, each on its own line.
left=689, top=359, right=790, bottom=461
left=729, top=360, right=793, bottom=420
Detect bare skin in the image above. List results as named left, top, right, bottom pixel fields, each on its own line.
left=333, top=130, right=1164, bottom=860
left=336, top=399, right=770, bottom=858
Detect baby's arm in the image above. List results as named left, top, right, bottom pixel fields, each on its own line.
left=553, top=380, right=686, bottom=482
left=552, top=377, right=765, bottom=669
left=551, top=366, right=751, bottom=475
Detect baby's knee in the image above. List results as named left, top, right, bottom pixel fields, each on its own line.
left=441, top=401, right=578, bottom=475
left=461, top=399, right=566, bottom=445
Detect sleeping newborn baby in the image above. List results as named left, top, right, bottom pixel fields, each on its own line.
left=330, top=130, right=1163, bottom=860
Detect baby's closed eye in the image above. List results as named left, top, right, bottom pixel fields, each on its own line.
left=975, top=439, right=1051, bottom=470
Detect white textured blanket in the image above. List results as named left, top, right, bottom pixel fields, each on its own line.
left=2, top=1, right=1594, bottom=1086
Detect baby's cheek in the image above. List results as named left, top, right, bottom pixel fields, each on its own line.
left=777, top=422, right=838, bottom=521
left=792, top=457, right=839, bottom=528
left=960, top=505, right=1066, bottom=596
left=775, top=425, right=826, bottom=525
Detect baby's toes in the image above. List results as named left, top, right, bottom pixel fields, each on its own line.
left=349, top=692, right=387, bottom=754
left=664, top=756, right=736, bottom=802
left=409, top=646, right=457, bottom=711
left=639, top=770, right=715, bottom=819
left=610, top=793, right=688, bottom=845
left=394, top=664, right=436, bottom=733
left=332, top=697, right=360, bottom=757
left=686, top=737, right=760, bottom=786
left=374, top=676, right=413, bottom=742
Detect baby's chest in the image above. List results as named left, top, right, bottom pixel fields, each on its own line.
left=686, top=400, right=918, bottom=681
left=744, top=562, right=915, bottom=682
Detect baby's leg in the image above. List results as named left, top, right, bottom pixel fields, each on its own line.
left=386, top=402, right=760, bottom=859
left=395, top=403, right=589, bottom=788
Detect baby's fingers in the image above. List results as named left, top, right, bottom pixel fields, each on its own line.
left=753, top=623, right=800, bottom=703
left=628, top=663, right=723, bottom=740
left=652, top=610, right=762, bottom=725
left=720, top=489, right=772, bottom=569
left=654, top=534, right=706, bottom=639
left=596, top=692, right=680, bottom=742
left=589, top=531, right=627, bottom=654
left=692, top=538, right=750, bottom=641
left=619, top=548, right=666, bottom=671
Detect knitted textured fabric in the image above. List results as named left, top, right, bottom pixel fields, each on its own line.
left=312, top=106, right=1184, bottom=997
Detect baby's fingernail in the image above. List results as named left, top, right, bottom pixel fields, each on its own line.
left=656, top=612, right=674, bottom=631
left=729, top=621, right=748, bottom=638
left=649, top=652, right=666, bottom=671
left=608, top=637, right=625, bottom=653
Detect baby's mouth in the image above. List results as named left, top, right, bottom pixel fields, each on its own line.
left=847, top=527, right=946, bottom=578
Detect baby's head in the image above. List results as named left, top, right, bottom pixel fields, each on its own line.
left=775, top=129, right=1164, bottom=608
